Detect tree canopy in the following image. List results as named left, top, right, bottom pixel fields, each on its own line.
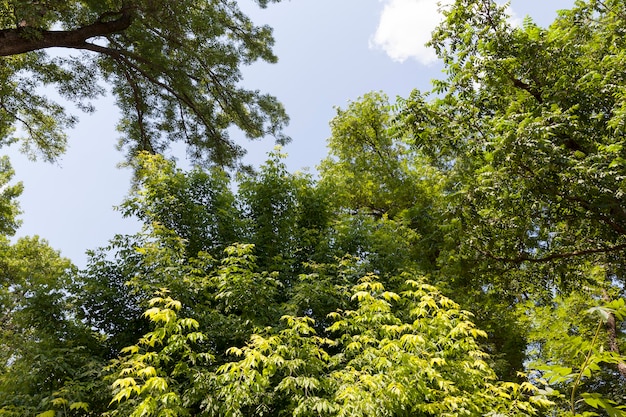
left=0, top=0, right=625, bottom=416
left=0, top=0, right=288, bottom=166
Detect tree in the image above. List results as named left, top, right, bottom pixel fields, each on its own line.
left=0, top=0, right=288, bottom=166
left=317, top=91, right=447, bottom=282
left=319, top=92, right=529, bottom=379
left=67, top=139, right=620, bottom=416
left=119, top=152, right=243, bottom=258
left=401, top=0, right=626, bottom=288
left=396, top=0, right=626, bottom=406
left=238, top=148, right=334, bottom=274
left=77, top=150, right=338, bottom=360
left=103, top=252, right=552, bottom=416
left=0, top=236, right=107, bottom=416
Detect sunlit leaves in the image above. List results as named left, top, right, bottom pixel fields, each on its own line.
left=108, top=291, right=213, bottom=417
left=215, top=243, right=281, bottom=324
left=209, top=274, right=543, bottom=417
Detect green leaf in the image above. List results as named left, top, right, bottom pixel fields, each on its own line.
left=69, top=402, right=90, bottom=411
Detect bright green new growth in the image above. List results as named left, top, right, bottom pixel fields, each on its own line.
left=109, top=271, right=550, bottom=417
left=107, top=290, right=213, bottom=417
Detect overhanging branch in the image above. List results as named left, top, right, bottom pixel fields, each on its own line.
left=0, top=10, right=133, bottom=56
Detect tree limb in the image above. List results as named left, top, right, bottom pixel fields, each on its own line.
left=479, top=243, right=626, bottom=264
left=0, top=10, right=133, bottom=56
left=511, top=77, right=543, bottom=104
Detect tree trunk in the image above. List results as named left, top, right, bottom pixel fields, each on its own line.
left=603, top=290, right=626, bottom=379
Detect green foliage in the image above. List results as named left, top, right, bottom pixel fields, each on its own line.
left=0, top=156, right=22, bottom=236
left=4, top=1, right=626, bottom=415
left=120, top=152, right=242, bottom=257
left=107, top=290, right=213, bottom=417
left=239, top=147, right=334, bottom=273
left=207, top=275, right=549, bottom=417
left=79, top=208, right=288, bottom=356
left=0, top=0, right=288, bottom=166
left=403, top=0, right=626, bottom=288
left=396, top=0, right=626, bottom=393
left=75, top=241, right=153, bottom=358
left=319, top=92, right=444, bottom=272
left=522, top=285, right=626, bottom=416
left=92, top=151, right=336, bottom=324
left=0, top=236, right=106, bottom=416
left=320, top=86, right=530, bottom=381
left=215, top=243, right=281, bottom=325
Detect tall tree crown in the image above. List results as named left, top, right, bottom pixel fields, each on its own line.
left=0, top=0, right=288, bottom=167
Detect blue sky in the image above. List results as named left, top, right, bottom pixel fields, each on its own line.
left=6, top=0, right=574, bottom=266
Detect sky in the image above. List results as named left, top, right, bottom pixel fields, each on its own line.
left=6, top=0, right=574, bottom=267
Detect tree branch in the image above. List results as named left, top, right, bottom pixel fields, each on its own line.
left=479, top=243, right=626, bottom=264
left=511, top=77, right=543, bottom=104
left=118, top=64, right=154, bottom=154
left=76, top=40, right=235, bottom=155
left=0, top=10, right=133, bottom=56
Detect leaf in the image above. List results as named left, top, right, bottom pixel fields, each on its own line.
left=137, top=366, right=157, bottom=378
left=587, top=306, right=611, bottom=323
left=583, top=392, right=605, bottom=409
left=51, top=397, right=68, bottom=407
left=582, top=393, right=626, bottom=417
left=112, top=377, right=138, bottom=389
left=351, top=291, right=370, bottom=301
left=121, top=345, right=140, bottom=355
left=164, top=299, right=182, bottom=311
left=69, top=402, right=90, bottom=411
left=535, top=365, right=575, bottom=384
left=143, top=376, right=168, bottom=393
left=382, top=291, right=400, bottom=302
left=110, top=387, right=138, bottom=404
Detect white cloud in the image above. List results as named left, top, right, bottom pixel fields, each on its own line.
left=508, top=8, right=522, bottom=28
left=370, top=0, right=519, bottom=65
left=370, top=0, right=449, bottom=65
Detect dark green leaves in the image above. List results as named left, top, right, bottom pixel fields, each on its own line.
left=0, top=0, right=288, bottom=167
